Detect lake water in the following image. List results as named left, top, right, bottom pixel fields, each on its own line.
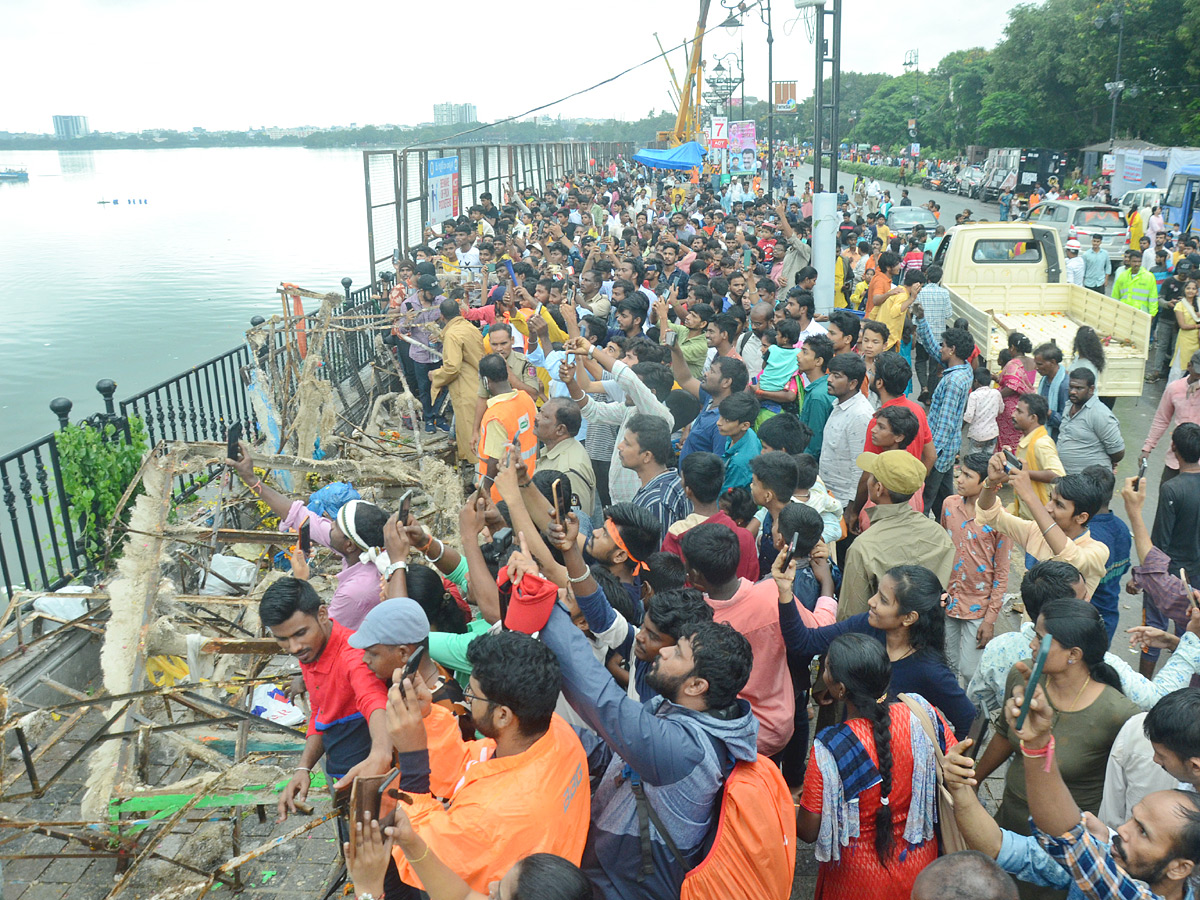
left=0, top=147, right=370, bottom=448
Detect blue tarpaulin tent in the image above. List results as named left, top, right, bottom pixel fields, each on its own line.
left=632, top=141, right=706, bottom=171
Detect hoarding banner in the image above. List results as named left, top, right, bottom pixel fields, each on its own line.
left=729, top=120, right=757, bottom=153
left=428, top=156, right=460, bottom=223
left=774, top=81, right=798, bottom=113
left=710, top=117, right=729, bottom=149
left=1124, top=151, right=1144, bottom=183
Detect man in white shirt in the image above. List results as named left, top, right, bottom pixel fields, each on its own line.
left=819, top=353, right=874, bottom=508
left=1064, top=238, right=1086, bottom=285
left=866, top=177, right=883, bottom=214
left=454, top=227, right=481, bottom=278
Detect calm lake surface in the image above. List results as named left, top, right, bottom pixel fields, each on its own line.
left=0, top=147, right=371, bottom=447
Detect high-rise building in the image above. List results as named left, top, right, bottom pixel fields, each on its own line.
left=52, top=116, right=90, bottom=139
left=433, top=103, right=478, bottom=127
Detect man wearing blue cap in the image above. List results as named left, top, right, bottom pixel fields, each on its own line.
left=349, top=596, right=471, bottom=757
left=349, top=596, right=434, bottom=687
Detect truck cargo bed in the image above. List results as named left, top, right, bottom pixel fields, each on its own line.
left=947, top=283, right=1152, bottom=397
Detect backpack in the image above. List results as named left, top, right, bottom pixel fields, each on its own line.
left=632, top=755, right=797, bottom=900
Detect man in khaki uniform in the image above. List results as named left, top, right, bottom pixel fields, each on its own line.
left=471, top=322, right=545, bottom=456
left=430, top=298, right=485, bottom=463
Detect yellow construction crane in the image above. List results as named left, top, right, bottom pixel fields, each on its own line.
left=657, top=0, right=712, bottom=146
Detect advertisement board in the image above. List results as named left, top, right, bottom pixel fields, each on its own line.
left=427, top=156, right=460, bottom=224
left=710, top=117, right=729, bottom=149
left=729, top=121, right=759, bottom=174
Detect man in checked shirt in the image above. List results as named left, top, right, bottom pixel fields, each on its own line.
left=990, top=665, right=1200, bottom=900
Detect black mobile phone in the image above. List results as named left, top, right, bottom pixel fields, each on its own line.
left=398, top=489, right=414, bottom=524
left=781, top=533, right=800, bottom=569
left=962, top=704, right=990, bottom=760
left=1135, top=458, right=1148, bottom=489
left=397, top=645, right=426, bottom=699
left=299, top=520, right=311, bottom=555
left=226, top=421, right=243, bottom=462
left=1016, top=634, right=1053, bottom=730
left=1002, top=449, right=1022, bottom=472
left=551, top=478, right=570, bottom=522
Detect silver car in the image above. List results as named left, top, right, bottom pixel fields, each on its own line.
left=1025, top=200, right=1129, bottom=264
left=886, top=206, right=939, bottom=240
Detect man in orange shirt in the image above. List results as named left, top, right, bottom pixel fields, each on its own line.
left=385, top=630, right=589, bottom=896
left=476, top=353, right=538, bottom=501
left=865, top=251, right=902, bottom=319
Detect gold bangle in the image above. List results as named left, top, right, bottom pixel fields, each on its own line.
left=404, top=843, right=431, bottom=865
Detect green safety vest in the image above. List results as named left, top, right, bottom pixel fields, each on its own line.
left=1113, top=268, right=1159, bottom=316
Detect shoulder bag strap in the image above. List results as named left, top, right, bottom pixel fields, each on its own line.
left=630, top=774, right=689, bottom=878
left=898, top=693, right=945, bottom=761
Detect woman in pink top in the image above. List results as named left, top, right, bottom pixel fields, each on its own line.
left=997, top=332, right=1037, bottom=451
left=226, top=443, right=389, bottom=629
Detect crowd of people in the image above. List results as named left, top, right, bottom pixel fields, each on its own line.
left=236, top=160, right=1200, bottom=900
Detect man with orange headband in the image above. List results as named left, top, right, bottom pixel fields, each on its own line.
left=583, top=503, right=661, bottom=616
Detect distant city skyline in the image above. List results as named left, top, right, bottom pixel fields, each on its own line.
left=51, top=115, right=89, bottom=139
left=2, top=0, right=1019, bottom=135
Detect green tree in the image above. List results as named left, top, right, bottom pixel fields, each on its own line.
left=976, top=91, right=1037, bottom=145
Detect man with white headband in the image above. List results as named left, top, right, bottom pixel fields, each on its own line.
left=227, top=442, right=397, bottom=628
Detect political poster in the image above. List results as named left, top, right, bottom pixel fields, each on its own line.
left=428, top=156, right=460, bottom=224
left=729, top=121, right=759, bottom=174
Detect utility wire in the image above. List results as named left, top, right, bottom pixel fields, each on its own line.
left=401, top=1, right=766, bottom=152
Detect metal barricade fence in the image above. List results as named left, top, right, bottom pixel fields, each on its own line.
left=1, top=138, right=635, bottom=597
left=364, top=141, right=634, bottom=284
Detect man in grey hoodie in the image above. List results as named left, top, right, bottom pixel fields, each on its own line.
left=538, top=584, right=758, bottom=899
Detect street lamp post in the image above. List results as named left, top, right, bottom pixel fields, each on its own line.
left=766, top=0, right=774, bottom=198
left=1096, top=1, right=1126, bottom=147
left=720, top=0, right=775, bottom=198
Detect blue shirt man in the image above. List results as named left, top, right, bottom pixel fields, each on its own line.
left=722, top=427, right=762, bottom=492
left=1082, top=236, right=1111, bottom=290
left=1038, top=362, right=1070, bottom=439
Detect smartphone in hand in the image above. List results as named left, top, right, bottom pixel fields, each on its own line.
left=299, top=520, right=311, bottom=555
left=1135, top=458, right=1148, bottom=490
left=226, top=421, right=243, bottom=462
left=1002, top=449, right=1022, bottom=472
left=781, top=532, right=800, bottom=569
left=1016, top=634, right=1053, bottom=730
left=551, top=478, right=570, bottom=522
left=398, top=489, right=414, bottom=524
left=397, top=646, right=426, bottom=700
left=962, top=704, right=990, bottom=760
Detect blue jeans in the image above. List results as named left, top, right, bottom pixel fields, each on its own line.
left=411, top=360, right=436, bottom=422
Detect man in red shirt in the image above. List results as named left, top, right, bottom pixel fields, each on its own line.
left=263, top=577, right=393, bottom=823
left=661, top=452, right=760, bottom=583
left=847, top=351, right=936, bottom=526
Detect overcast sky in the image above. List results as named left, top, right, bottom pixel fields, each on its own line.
left=2, top=0, right=1018, bottom=134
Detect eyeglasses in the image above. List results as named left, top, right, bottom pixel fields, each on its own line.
left=462, top=689, right=500, bottom=707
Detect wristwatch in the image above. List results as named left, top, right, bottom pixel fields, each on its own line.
left=382, top=560, right=408, bottom=580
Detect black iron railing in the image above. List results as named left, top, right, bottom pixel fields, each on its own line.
left=0, top=433, right=82, bottom=599
left=0, top=276, right=384, bottom=598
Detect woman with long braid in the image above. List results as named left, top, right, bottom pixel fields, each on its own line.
left=797, top=633, right=956, bottom=899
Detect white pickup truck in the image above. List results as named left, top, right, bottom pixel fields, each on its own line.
left=930, top=223, right=1151, bottom=396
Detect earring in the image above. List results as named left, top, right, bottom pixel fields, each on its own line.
left=1068, top=659, right=1074, bottom=664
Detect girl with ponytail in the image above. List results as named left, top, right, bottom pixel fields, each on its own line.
left=797, top=634, right=956, bottom=900
left=977, top=598, right=1139, bottom=864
